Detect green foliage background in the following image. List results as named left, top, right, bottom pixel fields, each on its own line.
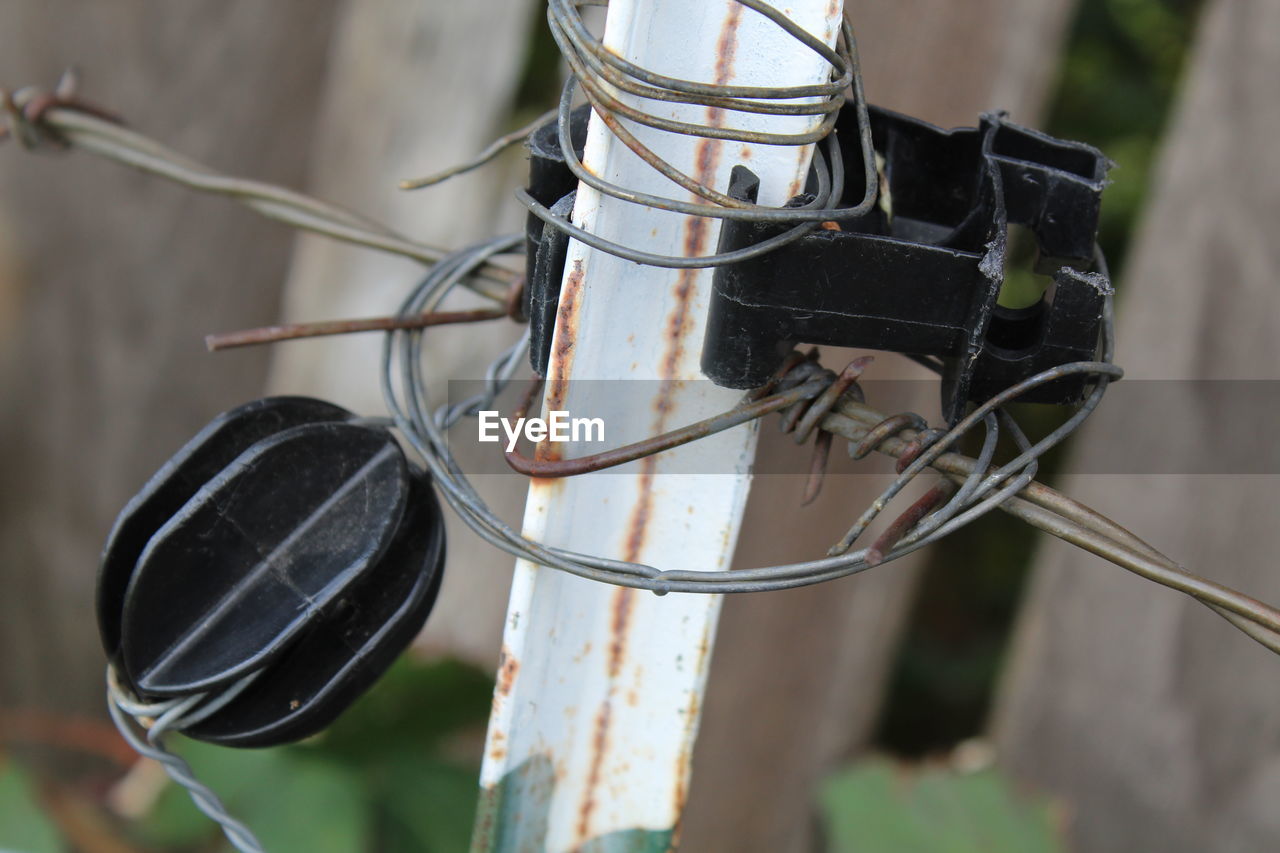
left=143, top=660, right=489, bottom=852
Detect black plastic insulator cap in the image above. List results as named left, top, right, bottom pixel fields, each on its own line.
left=98, top=397, right=352, bottom=671
left=97, top=396, right=446, bottom=747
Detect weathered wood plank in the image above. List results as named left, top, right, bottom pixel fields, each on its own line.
left=682, top=2, right=1080, bottom=849
left=0, top=0, right=340, bottom=720
left=993, top=1, right=1280, bottom=849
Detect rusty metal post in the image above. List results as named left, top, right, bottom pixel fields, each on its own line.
left=471, top=2, right=845, bottom=849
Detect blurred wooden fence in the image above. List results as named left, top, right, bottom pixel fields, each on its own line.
left=0, top=0, right=341, bottom=723
left=994, top=1, right=1280, bottom=849
left=1, top=0, right=1277, bottom=850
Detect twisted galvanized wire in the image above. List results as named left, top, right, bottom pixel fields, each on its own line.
left=106, top=667, right=265, bottom=853
left=512, top=0, right=883, bottom=268
left=0, top=75, right=515, bottom=300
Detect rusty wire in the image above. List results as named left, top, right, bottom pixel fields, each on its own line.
left=402, top=0, right=879, bottom=268
left=508, top=0, right=882, bottom=268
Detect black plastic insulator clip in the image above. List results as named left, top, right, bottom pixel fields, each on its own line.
left=524, top=109, right=585, bottom=375
left=98, top=397, right=446, bottom=747
left=703, top=105, right=1112, bottom=423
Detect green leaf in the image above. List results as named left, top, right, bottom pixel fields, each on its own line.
left=313, top=658, right=493, bottom=765
left=233, top=753, right=370, bottom=853
left=379, top=755, right=478, bottom=853
left=819, top=756, right=1065, bottom=853
left=140, top=741, right=371, bottom=853
left=139, top=740, right=290, bottom=848
left=0, top=760, right=64, bottom=853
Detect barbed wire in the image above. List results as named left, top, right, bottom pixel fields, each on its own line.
left=8, top=16, right=1271, bottom=634
left=0, top=72, right=518, bottom=301
left=375, top=234, right=1280, bottom=657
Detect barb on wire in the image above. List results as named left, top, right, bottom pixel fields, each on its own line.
left=0, top=68, right=120, bottom=147
left=800, top=430, right=833, bottom=506
left=867, top=480, right=956, bottom=567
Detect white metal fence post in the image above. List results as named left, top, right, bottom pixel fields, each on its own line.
left=472, top=2, right=845, bottom=849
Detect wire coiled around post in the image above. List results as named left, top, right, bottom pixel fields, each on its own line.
left=515, top=0, right=882, bottom=268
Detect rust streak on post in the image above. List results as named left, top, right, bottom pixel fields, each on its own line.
left=547, top=259, right=587, bottom=410
left=574, top=10, right=744, bottom=836
left=495, top=645, right=521, bottom=698
left=713, top=6, right=744, bottom=91
left=535, top=259, right=587, bottom=479
left=577, top=474, right=651, bottom=841
left=578, top=699, right=614, bottom=840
